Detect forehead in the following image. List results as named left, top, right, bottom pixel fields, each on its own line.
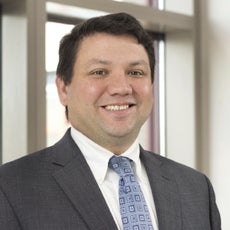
left=76, top=32, right=149, bottom=63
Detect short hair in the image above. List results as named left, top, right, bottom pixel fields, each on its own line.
left=56, top=12, right=155, bottom=84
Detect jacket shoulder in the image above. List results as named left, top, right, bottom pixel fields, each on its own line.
left=0, top=146, right=53, bottom=180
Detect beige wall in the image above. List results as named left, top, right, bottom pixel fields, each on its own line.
left=165, top=0, right=230, bottom=228
left=199, top=0, right=230, bottom=228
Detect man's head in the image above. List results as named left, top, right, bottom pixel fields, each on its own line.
left=56, top=13, right=155, bottom=154
left=56, top=12, right=155, bottom=85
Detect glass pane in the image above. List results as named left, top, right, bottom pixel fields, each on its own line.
left=46, top=22, right=74, bottom=72
left=113, top=0, right=148, bottom=6
left=165, top=0, right=194, bottom=15
left=112, top=0, right=158, bottom=7
left=46, top=22, right=74, bottom=146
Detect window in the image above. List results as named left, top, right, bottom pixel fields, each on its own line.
left=46, top=22, right=74, bottom=146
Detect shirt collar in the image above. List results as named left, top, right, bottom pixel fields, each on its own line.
left=70, top=127, right=142, bottom=184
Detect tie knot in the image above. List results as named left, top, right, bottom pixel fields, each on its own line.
left=109, top=156, right=133, bottom=177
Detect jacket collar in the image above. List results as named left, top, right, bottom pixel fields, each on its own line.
left=52, top=129, right=118, bottom=230
left=140, top=147, right=182, bottom=230
left=51, top=130, right=182, bottom=230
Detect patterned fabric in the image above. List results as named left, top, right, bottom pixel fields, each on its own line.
left=109, top=156, right=153, bottom=230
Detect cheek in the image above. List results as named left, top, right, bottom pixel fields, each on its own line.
left=142, top=86, right=154, bottom=116
left=137, top=83, right=153, bottom=100
left=70, top=81, right=105, bottom=105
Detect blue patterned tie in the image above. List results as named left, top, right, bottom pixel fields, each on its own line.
left=109, top=156, right=153, bottom=230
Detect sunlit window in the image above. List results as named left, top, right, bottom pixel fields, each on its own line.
left=112, top=0, right=149, bottom=6
left=112, top=0, right=160, bottom=8
left=46, top=22, right=74, bottom=146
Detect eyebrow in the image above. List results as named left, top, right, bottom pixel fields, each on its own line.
left=85, top=58, right=112, bottom=67
left=86, top=58, right=149, bottom=67
left=129, top=60, right=149, bottom=67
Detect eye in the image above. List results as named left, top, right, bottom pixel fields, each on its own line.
left=128, top=70, right=144, bottom=77
left=90, top=69, right=108, bottom=77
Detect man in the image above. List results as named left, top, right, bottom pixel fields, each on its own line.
left=0, top=13, right=221, bottom=230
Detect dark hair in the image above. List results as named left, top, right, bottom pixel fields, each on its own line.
left=56, top=12, right=155, bottom=84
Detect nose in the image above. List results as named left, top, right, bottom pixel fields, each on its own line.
left=107, top=72, right=132, bottom=96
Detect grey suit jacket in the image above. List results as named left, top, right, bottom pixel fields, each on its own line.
left=0, top=129, right=221, bottom=230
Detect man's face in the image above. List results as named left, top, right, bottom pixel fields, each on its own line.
left=56, top=33, right=153, bottom=154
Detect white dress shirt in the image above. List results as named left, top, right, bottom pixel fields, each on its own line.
left=71, top=127, right=159, bottom=230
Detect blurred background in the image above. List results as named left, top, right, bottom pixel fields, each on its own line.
left=1, top=0, right=229, bottom=228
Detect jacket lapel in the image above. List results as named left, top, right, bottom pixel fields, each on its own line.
left=51, top=130, right=117, bottom=230
left=51, top=130, right=182, bottom=230
left=140, top=148, right=182, bottom=230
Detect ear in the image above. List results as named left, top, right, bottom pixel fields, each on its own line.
left=55, top=76, right=68, bottom=106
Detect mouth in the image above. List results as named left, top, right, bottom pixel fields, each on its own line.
left=103, top=104, right=135, bottom=111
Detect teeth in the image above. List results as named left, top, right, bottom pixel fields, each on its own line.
left=105, top=105, right=129, bottom=111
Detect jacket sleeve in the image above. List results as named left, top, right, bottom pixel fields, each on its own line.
left=0, top=187, right=22, bottom=230
left=205, top=176, right=222, bottom=230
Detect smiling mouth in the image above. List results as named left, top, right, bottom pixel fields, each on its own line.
left=104, top=104, right=134, bottom=111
